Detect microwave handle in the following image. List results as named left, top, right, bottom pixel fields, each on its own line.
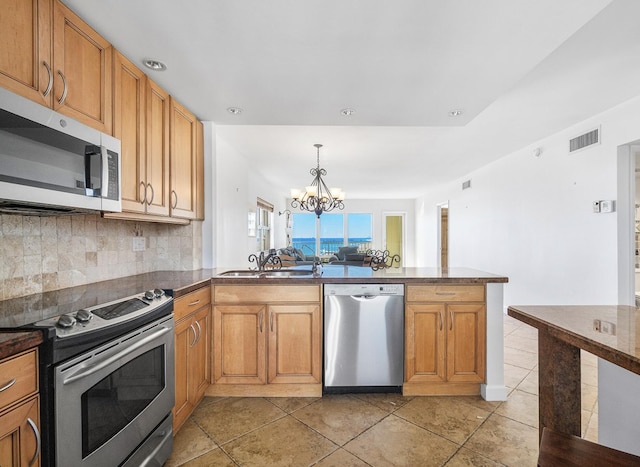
left=101, top=146, right=109, bottom=198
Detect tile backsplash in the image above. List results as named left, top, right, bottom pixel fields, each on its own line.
left=0, top=214, right=202, bottom=300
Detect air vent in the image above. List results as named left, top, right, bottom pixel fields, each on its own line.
left=569, top=127, right=600, bottom=153
left=462, top=180, right=471, bottom=190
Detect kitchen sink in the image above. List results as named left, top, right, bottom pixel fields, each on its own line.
left=217, top=269, right=315, bottom=278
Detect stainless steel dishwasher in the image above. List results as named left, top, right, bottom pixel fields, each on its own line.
left=324, top=283, right=404, bottom=391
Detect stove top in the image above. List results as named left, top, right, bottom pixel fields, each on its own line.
left=31, top=289, right=172, bottom=339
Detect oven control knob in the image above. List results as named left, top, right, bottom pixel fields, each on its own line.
left=57, top=314, right=76, bottom=328
left=144, top=290, right=156, bottom=300
left=76, top=309, right=93, bottom=323
left=153, top=288, right=165, bottom=298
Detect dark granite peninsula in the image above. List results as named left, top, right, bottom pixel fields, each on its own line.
left=507, top=305, right=640, bottom=444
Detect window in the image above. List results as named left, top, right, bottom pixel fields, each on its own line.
left=291, top=212, right=372, bottom=255
left=256, top=198, right=273, bottom=251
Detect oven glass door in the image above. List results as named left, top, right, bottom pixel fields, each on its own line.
left=55, top=316, right=175, bottom=467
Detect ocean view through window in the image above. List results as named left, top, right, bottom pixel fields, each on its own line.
left=292, top=213, right=372, bottom=255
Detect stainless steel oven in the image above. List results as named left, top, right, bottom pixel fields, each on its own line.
left=27, top=288, right=175, bottom=467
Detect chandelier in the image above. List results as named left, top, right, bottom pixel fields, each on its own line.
left=290, top=144, right=345, bottom=217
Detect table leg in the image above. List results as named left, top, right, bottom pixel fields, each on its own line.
left=538, top=328, right=581, bottom=442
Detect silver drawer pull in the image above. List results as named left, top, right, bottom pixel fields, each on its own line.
left=0, top=378, right=16, bottom=392
left=188, top=299, right=201, bottom=307
left=27, top=417, right=41, bottom=467
left=435, top=292, right=456, bottom=296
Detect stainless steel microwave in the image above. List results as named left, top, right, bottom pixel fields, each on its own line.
left=0, top=88, right=121, bottom=216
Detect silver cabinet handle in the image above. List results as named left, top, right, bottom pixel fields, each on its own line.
left=259, top=311, right=263, bottom=333
left=171, top=190, right=178, bottom=209
left=436, top=292, right=456, bottom=296
left=27, top=417, right=41, bottom=467
left=57, top=70, right=68, bottom=105
left=140, top=181, right=147, bottom=205
left=147, top=183, right=155, bottom=205
left=194, top=319, right=202, bottom=345
left=42, top=61, right=53, bottom=97
left=0, top=378, right=16, bottom=392
left=449, top=310, right=453, bottom=331
left=270, top=313, right=274, bottom=332
left=189, top=324, right=197, bottom=347
left=439, top=311, right=443, bottom=331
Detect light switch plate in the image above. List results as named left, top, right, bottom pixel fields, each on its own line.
left=132, top=237, right=145, bottom=251
left=600, top=200, right=615, bottom=213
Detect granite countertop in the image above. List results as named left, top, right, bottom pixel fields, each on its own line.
left=0, top=330, right=43, bottom=360
left=508, top=304, right=640, bottom=376
left=0, top=266, right=507, bottom=357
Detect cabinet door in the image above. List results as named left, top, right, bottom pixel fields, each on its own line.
left=173, top=315, right=193, bottom=432
left=52, top=0, right=112, bottom=133
left=169, top=97, right=198, bottom=219
left=113, top=51, right=146, bottom=213
left=405, top=304, right=446, bottom=383
left=145, top=78, right=171, bottom=216
left=190, top=306, right=211, bottom=402
left=446, top=304, right=486, bottom=383
left=0, top=397, right=40, bottom=467
left=268, top=304, right=320, bottom=384
left=0, top=0, right=52, bottom=106
left=213, top=305, right=266, bottom=385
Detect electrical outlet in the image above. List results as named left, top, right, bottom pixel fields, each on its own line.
left=600, top=200, right=615, bottom=213
left=132, top=237, right=146, bottom=251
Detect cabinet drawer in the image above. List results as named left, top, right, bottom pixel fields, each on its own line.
left=174, top=285, right=211, bottom=321
left=0, top=349, right=38, bottom=412
left=406, top=285, right=484, bottom=302
left=214, top=285, right=320, bottom=304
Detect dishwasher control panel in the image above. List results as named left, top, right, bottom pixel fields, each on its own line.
left=324, top=283, right=405, bottom=296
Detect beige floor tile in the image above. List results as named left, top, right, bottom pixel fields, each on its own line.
left=585, top=411, right=598, bottom=442
left=192, top=397, right=286, bottom=444
left=224, top=416, right=337, bottom=467
left=313, top=448, right=369, bottom=467
left=517, top=370, right=538, bottom=395
left=164, top=418, right=217, bottom=467
left=344, top=415, right=458, bottom=467
left=395, top=396, right=491, bottom=444
left=581, top=409, right=592, bottom=437
left=465, top=413, right=539, bottom=466
left=445, top=447, right=504, bottom=466
left=180, top=447, right=237, bottom=467
left=266, top=396, right=321, bottom=413
left=581, top=383, right=598, bottom=411
left=447, top=395, right=501, bottom=412
left=293, top=395, right=388, bottom=445
left=495, top=389, right=538, bottom=428
left=504, top=346, right=538, bottom=370
left=351, top=392, right=414, bottom=413
left=504, top=363, right=530, bottom=389
left=581, top=363, right=598, bottom=387
left=509, top=326, right=538, bottom=340
left=504, top=334, right=538, bottom=354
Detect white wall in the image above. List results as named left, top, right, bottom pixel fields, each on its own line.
left=214, top=135, right=287, bottom=268
left=416, top=95, right=640, bottom=307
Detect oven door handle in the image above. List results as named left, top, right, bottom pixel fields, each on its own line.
left=61, top=326, right=171, bottom=385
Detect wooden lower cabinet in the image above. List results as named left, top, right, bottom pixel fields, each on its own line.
left=210, top=285, right=322, bottom=397
left=0, top=348, right=40, bottom=467
left=173, top=287, right=211, bottom=433
left=404, top=285, right=486, bottom=396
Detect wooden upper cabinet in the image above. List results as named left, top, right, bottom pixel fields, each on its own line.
left=170, top=97, right=198, bottom=219
left=113, top=50, right=146, bottom=213
left=0, top=0, right=52, bottom=106
left=146, top=79, right=171, bottom=216
left=52, top=0, right=112, bottom=133
left=195, top=120, right=205, bottom=220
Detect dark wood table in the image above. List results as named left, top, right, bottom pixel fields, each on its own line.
left=507, top=305, right=640, bottom=441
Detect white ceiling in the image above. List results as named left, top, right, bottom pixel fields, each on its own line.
left=63, top=0, right=640, bottom=199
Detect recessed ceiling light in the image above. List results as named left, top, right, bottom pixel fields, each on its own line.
left=142, top=59, right=167, bottom=71
left=340, top=108, right=355, bottom=116
left=448, top=109, right=463, bottom=117
left=227, top=107, right=243, bottom=115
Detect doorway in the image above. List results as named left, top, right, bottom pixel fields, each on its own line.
left=617, top=141, right=640, bottom=305
left=438, top=203, right=449, bottom=269
left=383, top=213, right=405, bottom=267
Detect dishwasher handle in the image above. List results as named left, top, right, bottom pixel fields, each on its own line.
left=351, top=294, right=380, bottom=300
